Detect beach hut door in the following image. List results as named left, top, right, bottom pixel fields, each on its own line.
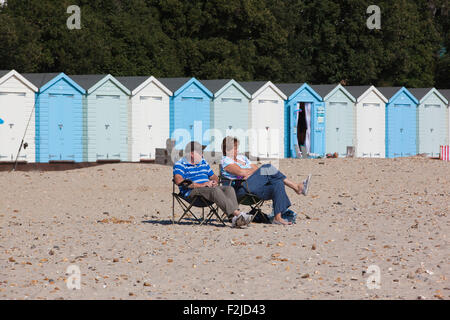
left=96, top=95, right=121, bottom=160
left=311, top=102, right=325, bottom=156
left=139, top=96, right=163, bottom=159
left=0, top=92, right=26, bottom=161
left=256, top=100, right=279, bottom=158
left=48, top=94, right=75, bottom=161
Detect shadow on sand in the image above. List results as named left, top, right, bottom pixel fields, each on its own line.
left=141, top=218, right=228, bottom=228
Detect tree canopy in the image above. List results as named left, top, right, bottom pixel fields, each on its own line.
left=0, top=0, right=448, bottom=87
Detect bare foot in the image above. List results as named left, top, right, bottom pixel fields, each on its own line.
left=273, top=216, right=292, bottom=225
left=294, top=182, right=303, bottom=195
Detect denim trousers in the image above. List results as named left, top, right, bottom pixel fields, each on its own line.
left=236, top=164, right=291, bottom=214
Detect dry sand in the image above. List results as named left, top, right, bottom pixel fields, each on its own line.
left=0, top=157, right=449, bottom=300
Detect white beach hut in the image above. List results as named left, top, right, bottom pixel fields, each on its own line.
left=117, top=76, right=172, bottom=162
left=346, top=86, right=388, bottom=158
left=239, top=81, right=287, bottom=159
left=0, top=70, right=38, bottom=162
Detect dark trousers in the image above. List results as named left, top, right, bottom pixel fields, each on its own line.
left=236, top=164, right=291, bottom=214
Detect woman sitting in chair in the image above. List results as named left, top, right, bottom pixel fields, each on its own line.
left=220, top=136, right=311, bottom=226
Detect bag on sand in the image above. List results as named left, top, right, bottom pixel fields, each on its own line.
left=249, top=208, right=271, bottom=224
left=250, top=208, right=298, bottom=224
left=267, top=209, right=297, bottom=224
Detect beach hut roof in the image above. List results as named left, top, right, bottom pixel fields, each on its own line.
left=70, top=74, right=130, bottom=95
left=310, top=84, right=339, bottom=98
left=200, top=79, right=232, bottom=94
left=0, top=70, right=38, bottom=92
left=116, top=76, right=172, bottom=96
left=275, top=83, right=305, bottom=98
left=380, top=87, right=418, bottom=104
left=377, top=87, right=404, bottom=100
left=201, top=79, right=251, bottom=99
left=345, top=85, right=373, bottom=99
left=276, top=83, right=322, bottom=101
left=408, top=88, right=433, bottom=101
left=0, top=70, right=10, bottom=78
left=22, top=73, right=85, bottom=94
left=239, top=81, right=271, bottom=95
left=69, top=74, right=108, bottom=91
left=438, top=89, right=450, bottom=103
left=157, top=78, right=193, bottom=93
left=115, top=76, right=150, bottom=92
left=22, top=73, right=61, bottom=88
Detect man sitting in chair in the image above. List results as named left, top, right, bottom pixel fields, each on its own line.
left=173, top=141, right=252, bottom=228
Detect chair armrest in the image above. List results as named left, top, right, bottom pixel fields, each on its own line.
left=173, top=178, right=193, bottom=188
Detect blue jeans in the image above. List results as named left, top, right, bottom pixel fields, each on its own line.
left=235, top=164, right=291, bottom=214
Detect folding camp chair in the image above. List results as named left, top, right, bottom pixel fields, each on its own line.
left=218, top=165, right=269, bottom=223
left=171, top=179, right=226, bottom=226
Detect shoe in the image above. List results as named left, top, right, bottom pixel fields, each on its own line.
left=241, top=212, right=253, bottom=225
left=302, top=174, right=312, bottom=196
left=231, top=214, right=246, bottom=228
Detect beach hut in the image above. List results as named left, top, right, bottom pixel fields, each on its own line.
left=312, top=84, right=356, bottom=157
left=378, top=87, right=419, bottom=158
left=70, top=74, right=131, bottom=162
left=276, top=83, right=325, bottom=158
left=22, top=73, right=85, bottom=163
left=158, top=78, right=213, bottom=151
left=116, top=76, right=172, bottom=162
left=345, top=86, right=388, bottom=158
left=239, top=81, right=287, bottom=159
left=408, top=88, right=449, bottom=157
left=201, top=79, right=251, bottom=153
left=0, top=70, right=38, bottom=162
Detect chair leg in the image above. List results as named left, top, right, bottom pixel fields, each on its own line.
left=198, top=197, right=225, bottom=226
left=175, top=196, right=202, bottom=224
left=172, top=194, right=175, bottom=224
left=202, top=206, right=225, bottom=226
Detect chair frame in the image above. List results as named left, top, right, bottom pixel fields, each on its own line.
left=218, top=166, right=269, bottom=223
left=172, top=179, right=226, bottom=226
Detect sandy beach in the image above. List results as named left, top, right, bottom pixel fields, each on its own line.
left=0, top=157, right=448, bottom=300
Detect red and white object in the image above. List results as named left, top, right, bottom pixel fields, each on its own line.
left=440, top=145, right=449, bottom=161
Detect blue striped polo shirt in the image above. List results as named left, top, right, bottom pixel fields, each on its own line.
left=173, top=157, right=214, bottom=197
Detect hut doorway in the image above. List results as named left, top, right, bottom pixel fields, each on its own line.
left=296, top=102, right=311, bottom=155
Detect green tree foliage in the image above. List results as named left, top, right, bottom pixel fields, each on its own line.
left=0, top=0, right=447, bottom=87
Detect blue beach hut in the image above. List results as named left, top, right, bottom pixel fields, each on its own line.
left=378, top=87, right=419, bottom=158
left=23, top=73, right=85, bottom=163
left=277, top=83, right=326, bottom=158
left=311, top=84, right=357, bottom=157
left=70, top=74, right=131, bottom=162
left=158, top=78, right=213, bottom=151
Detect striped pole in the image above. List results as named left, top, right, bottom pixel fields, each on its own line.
left=441, top=145, right=449, bottom=161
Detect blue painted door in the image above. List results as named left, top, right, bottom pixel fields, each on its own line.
left=402, top=104, right=416, bottom=156
left=311, top=102, right=326, bottom=156
left=175, top=97, right=209, bottom=146
left=48, top=93, right=75, bottom=161
left=387, top=104, right=416, bottom=157
left=96, top=95, right=121, bottom=160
